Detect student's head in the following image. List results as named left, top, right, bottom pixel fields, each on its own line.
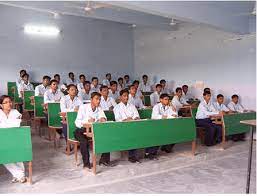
left=21, top=73, right=29, bottom=83
left=19, top=69, right=26, bottom=77
left=156, top=84, right=162, bottom=93
left=129, top=85, right=137, bottom=95
left=204, top=87, right=211, bottom=93
left=110, top=81, right=117, bottom=92
left=119, top=89, right=129, bottom=104
left=79, top=74, right=86, bottom=83
left=203, top=91, right=212, bottom=103
left=106, top=73, right=111, bottom=81
left=83, top=81, right=91, bottom=92
left=175, top=87, right=183, bottom=97
left=132, top=80, right=139, bottom=89
left=0, top=95, right=13, bottom=111
left=217, top=94, right=224, bottom=104
left=91, top=92, right=101, bottom=107
left=160, top=93, right=170, bottom=106
left=124, top=75, right=130, bottom=82
left=142, top=75, right=148, bottom=84
left=50, top=79, right=59, bottom=91
left=67, top=84, right=78, bottom=97
left=100, top=85, right=109, bottom=97
left=182, top=85, right=188, bottom=94
left=42, top=76, right=51, bottom=87
left=91, top=77, right=98, bottom=87
left=231, top=94, right=239, bottom=104
left=160, top=79, right=166, bottom=88
left=68, top=72, right=75, bottom=80
left=118, top=77, right=123, bottom=85
left=54, top=74, right=60, bottom=83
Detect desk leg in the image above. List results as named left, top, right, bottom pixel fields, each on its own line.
left=28, top=161, right=32, bottom=185
left=92, top=153, right=97, bottom=175
left=246, top=126, right=254, bottom=194
left=192, top=140, right=196, bottom=156
left=221, top=125, right=226, bottom=149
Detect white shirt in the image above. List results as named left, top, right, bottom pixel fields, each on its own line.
left=113, top=102, right=140, bottom=122
left=100, top=96, right=117, bottom=111
left=171, top=95, right=187, bottom=111
left=90, top=84, right=100, bottom=93
left=196, top=100, right=219, bottom=119
left=181, top=92, right=192, bottom=102
left=60, top=95, right=82, bottom=112
left=161, top=86, right=171, bottom=94
left=44, top=89, right=64, bottom=104
left=0, top=109, right=22, bottom=128
left=65, top=78, right=78, bottom=85
left=18, top=82, right=34, bottom=97
left=16, top=77, right=23, bottom=88
left=128, top=94, right=146, bottom=109
left=35, top=84, right=49, bottom=96
left=77, top=83, right=84, bottom=92
left=213, top=102, right=229, bottom=112
left=102, top=79, right=110, bottom=87
left=108, top=89, right=119, bottom=101
left=139, top=82, right=151, bottom=92
left=227, top=101, right=244, bottom=113
left=151, top=103, right=177, bottom=119
left=117, top=84, right=124, bottom=91
left=75, top=103, right=106, bottom=128
left=124, top=81, right=132, bottom=88
left=78, top=91, right=91, bottom=103
left=150, top=91, right=161, bottom=107
left=136, top=89, right=143, bottom=97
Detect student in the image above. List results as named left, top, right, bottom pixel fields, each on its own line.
left=90, top=77, right=100, bottom=93
left=150, top=84, right=162, bottom=107
left=44, top=79, right=64, bottom=104
left=54, top=74, right=67, bottom=93
left=128, top=85, right=146, bottom=109
left=18, top=73, right=34, bottom=98
left=160, top=79, right=171, bottom=94
left=213, top=94, right=230, bottom=113
left=77, top=74, right=86, bottom=92
left=35, top=76, right=51, bottom=96
left=171, top=87, right=189, bottom=112
left=117, top=77, right=125, bottom=91
left=100, top=85, right=117, bottom=111
left=65, top=72, right=78, bottom=85
left=139, top=75, right=151, bottom=92
left=124, top=75, right=132, bottom=88
left=60, top=84, right=82, bottom=141
left=102, top=73, right=112, bottom=87
left=0, top=95, right=27, bottom=183
left=113, top=89, right=141, bottom=163
left=78, top=81, right=92, bottom=103
left=145, top=93, right=178, bottom=159
left=16, top=69, right=27, bottom=88
left=181, top=85, right=191, bottom=102
left=74, top=92, right=107, bottom=169
left=195, top=91, right=223, bottom=146
left=132, top=80, right=143, bottom=98
left=109, top=81, right=120, bottom=102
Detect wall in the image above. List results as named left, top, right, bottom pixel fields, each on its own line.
left=133, top=23, right=256, bottom=109
left=0, top=5, right=134, bottom=94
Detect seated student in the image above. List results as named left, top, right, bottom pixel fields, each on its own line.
left=16, top=69, right=27, bottom=88
left=132, top=80, right=143, bottom=98
left=0, top=95, right=27, bottom=183
left=113, top=89, right=141, bottom=163
left=54, top=74, right=67, bottom=94
left=74, top=92, right=107, bottom=169
left=77, top=74, right=86, bottom=92
left=199, top=87, right=213, bottom=102
left=60, top=84, right=82, bottom=141
left=213, top=94, right=230, bottom=114
left=181, top=85, right=192, bottom=102
left=44, top=79, right=64, bottom=104
left=145, top=93, right=178, bottom=159
left=100, top=85, right=117, bottom=111
left=195, top=91, right=223, bottom=146
left=102, top=73, right=112, bottom=87
left=128, top=85, right=146, bottom=109
left=150, top=84, right=162, bottom=107
left=117, top=77, right=125, bottom=91
left=35, top=75, right=51, bottom=96
left=124, top=75, right=132, bottom=88
left=78, top=81, right=92, bottom=103
left=90, top=77, right=100, bottom=93
left=109, top=81, right=120, bottom=102
left=171, top=87, right=189, bottom=113
left=160, top=79, right=171, bottom=95
left=65, top=72, right=78, bottom=85
left=18, top=73, right=34, bottom=98
left=139, top=75, right=151, bottom=92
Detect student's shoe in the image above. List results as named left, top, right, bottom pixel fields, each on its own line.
left=145, top=153, right=158, bottom=160
left=128, top=157, right=141, bottom=163
left=19, top=177, right=27, bottom=183
left=83, top=163, right=91, bottom=169
left=99, top=161, right=116, bottom=167
left=11, top=178, right=19, bottom=183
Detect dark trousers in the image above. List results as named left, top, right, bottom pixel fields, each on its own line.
left=62, top=122, right=68, bottom=141
left=196, top=118, right=222, bottom=146
left=100, top=153, right=110, bottom=163
left=161, top=144, right=175, bottom=152
left=145, top=146, right=159, bottom=155
left=128, top=149, right=137, bottom=158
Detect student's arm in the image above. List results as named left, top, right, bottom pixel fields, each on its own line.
left=151, top=105, right=162, bottom=119
left=75, top=106, right=87, bottom=128
left=113, top=106, right=123, bottom=122
left=98, top=108, right=107, bottom=122
left=167, top=107, right=178, bottom=118
left=132, top=105, right=140, bottom=120
left=35, top=86, right=40, bottom=96
left=111, top=97, right=117, bottom=108
left=150, top=94, right=155, bottom=107
left=60, top=97, right=67, bottom=113
left=139, top=99, right=146, bottom=109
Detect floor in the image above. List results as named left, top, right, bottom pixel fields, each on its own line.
left=0, top=129, right=256, bottom=194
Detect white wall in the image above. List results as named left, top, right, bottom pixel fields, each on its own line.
left=134, top=24, right=256, bottom=109
left=0, top=5, right=134, bottom=94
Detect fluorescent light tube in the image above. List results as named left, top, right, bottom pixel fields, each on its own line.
left=24, top=25, right=60, bottom=36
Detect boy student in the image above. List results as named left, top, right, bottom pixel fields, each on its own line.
left=139, top=75, right=151, bottom=92
left=150, top=84, right=162, bottom=107
left=160, top=79, right=171, bottom=95
left=91, top=77, right=100, bottom=93
left=35, top=76, right=51, bottom=96
left=109, top=81, right=120, bottom=102
left=195, top=91, right=223, bottom=146
left=77, top=74, right=86, bottom=92
left=100, top=85, right=117, bottom=111
left=44, top=79, right=64, bottom=104
left=128, top=85, right=146, bottom=109
left=78, top=81, right=92, bottom=103
left=113, top=89, right=141, bottom=163
left=145, top=93, right=178, bottom=159
left=171, top=87, right=189, bottom=112
left=117, top=77, right=124, bottom=91
left=74, top=92, right=107, bottom=169
left=16, top=69, right=27, bottom=87
left=213, top=94, right=230, bottom=114
left=102, top=73, right=112, bottom=87
left=65, top=72, right=78, bottom=85
left=124, top=75, right=132, bottom=88
left=54, top=74, right=67, bottom=93
left=0, top=95, right=27, bottom=183
left=181, top=85, right=191, bottom=102
left=18, top=73, right=34, bottom=98
left=132, top=80, right=143, bottom=98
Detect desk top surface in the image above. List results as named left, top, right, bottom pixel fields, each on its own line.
left=240, top=119, right=256, bottom=126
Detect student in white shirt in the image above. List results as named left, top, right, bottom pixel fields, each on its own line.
left=181, top=85, right=192, bottom=102
left=35, top=75, right=51, bottom=96
left=195, top=91, right=223, bottom=146
left=78, top=81, right=92, bottom=103
left=113, top=89, right=141, bottom=163
left=145, top=93, right=178, bottom=160
left=54, top=74, right=67, bottom=94
left=18, top=73, right=34, bottom=98
left=139, top=75, right=152, bottom=92
left=77, top=74, right=86, bottom=92
left=213, top=94, right=230, bottom=113
left=171, top=87, right=189, bottom=113
left=109, top=81, right=120, bottom=102
left=74, top=92, right=107, bottom=169
left=124, top=75, right=132, bottom=88
left=0, top=95, right=27, bottom=183
left=100, top=85, right=117, bottom=111
left=160, top=79, right=171, bottom=95
left=65, top=72, right=78, bottom=85
left=150, top=84, right=162, bottom=107
left=132, top=80, right=143, bottom=98
left=44, top=79, right=64, bottom=104
left=90, top=77, right=100, bottom=93
left=102, top=73, right=111, bottom=87
left=16, top=69, right=27, bottom=88
left=128, top=85, right=145, bottom=109
left=117, top=77, right=125, bottom=91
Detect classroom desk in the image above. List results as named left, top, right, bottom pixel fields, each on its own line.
left=240, top=119, right=256, bottom=194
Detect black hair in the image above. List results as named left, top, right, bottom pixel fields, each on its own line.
left=142, top=75, right=148, bottom=79
left=0, top=95, right=13, bottom=105
left=100, top=85, right=108, bottom=91
left=204, top=88, right=211, bottom=93
left=91, top=77, right=98, bottom=81
left=106, top=73, right=111, bottom=77
left=83, top=81, right=91, bottom=86
left=160, top=79, right=166, bottom=83
left=217, top=94, right=224, bottom=99
left=43, top=75, right=51, bottom=81
left=119, top=89, right=129, bottom=96
left=203, top=91, right=211, bottom=96
left=54, top=74, right=60, bottom=78
left=124, top=75, right=129, bottom=78
left=118, top=77, right=123, bottom=82
left=182, top=85, right=188, bottom=88
left=91, top=92, right=101, bottom=99
left=21, top=73, right=29, bottom=78
left=19, top=70, right=26, bottom=75
left=156, top=84, right=162, bottom=88
left=160, top=93, right=169, bottom=99
left=67, top=84, right=77, bottom=91
left=133, top=80, right=139, bottom=85
left=68, top=72, right=74, bottom=77
left=110, top=81, right=117, bottom=86
left=50, top=79, right=58, bottom=85
left=232, top=94, right=239, bottom=99
left=176, top=87, right=182, bottom=93
left=79, top=74, right=85, bottom=79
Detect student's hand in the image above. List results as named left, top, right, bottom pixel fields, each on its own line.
left=74, top=106, right=79, bottom=112
left=124, top=117, right=133, bottom=121
left=218, top=111, right=223, bottom=116
left=134, top=117, right=140, bottom=120
left=109, top=106, right=114, bottom=111
left=172, top=114, right=178, bottom=118
left=170, top=105, right=176, bottom=112
left=98, top=118, right=106, bottom=122
left=88, top=118, right=95, bottom=123
left=162, top=115, right=168, bottom=119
